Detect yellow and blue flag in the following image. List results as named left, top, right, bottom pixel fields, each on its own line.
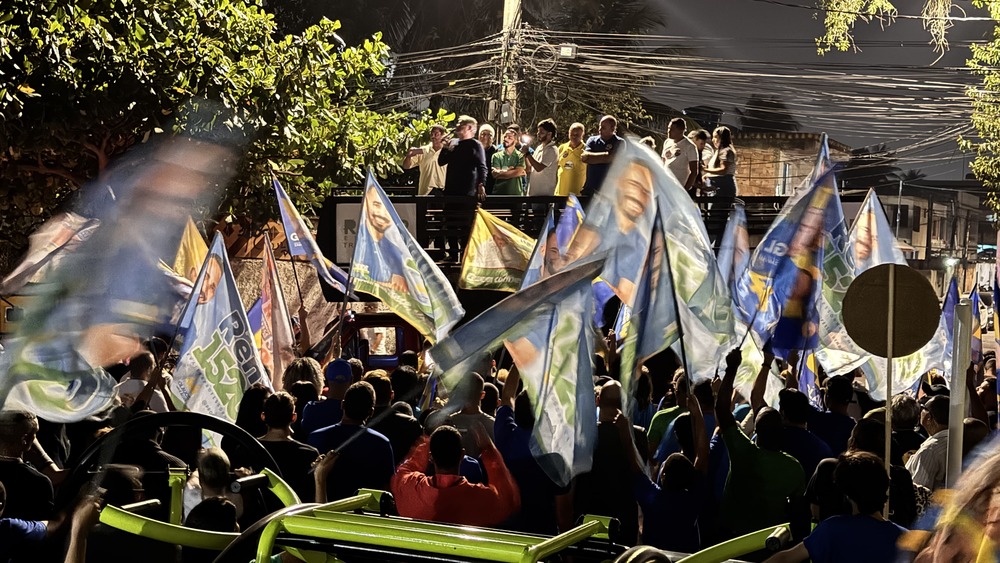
left=432, top=256, right=605, bottom=487
left=261, top=233, right=297, bottom=389
left=247, top=298, right=263, bottom=347
left=520, top=209, right=556, bottom=290
left=173, top=217, right=209, bottom=283
left=718, top=203, right=751, bottom=326
left=170, top=234, right=270, bottom=422
left=273, top=177, right=352, bottom=298
left=352, top=172, right=464, bottom=344
left=459, top=209, right=535, bottom=292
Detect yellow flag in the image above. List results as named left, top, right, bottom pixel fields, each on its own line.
left=173, top=217, right=209, bottom=282
left=459, top=209, right=535, bottom=292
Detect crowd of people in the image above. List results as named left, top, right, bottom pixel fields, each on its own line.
left=402, top=114, right=739, bottom=202
left=0, top=326, right=995, bottom=562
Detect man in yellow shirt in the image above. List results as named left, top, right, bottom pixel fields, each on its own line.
left=555, top=122, right=586, bottom=196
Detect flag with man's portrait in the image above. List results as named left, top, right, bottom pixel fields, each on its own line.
left=459, top=209, right=535, bottom=292
left=0, top=212, right=100, bottom=295
left=520, top=209, right=556, bottom=290
left=170, top=234, right=270, bottom=422
left=352, top=172, right=464, bottom=343
left=432, top=256, right=605, bottom=487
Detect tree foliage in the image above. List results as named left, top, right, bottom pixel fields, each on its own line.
left=0, top=0, right=441, bottom=250
left=963, top=1, right=1000, bottom=211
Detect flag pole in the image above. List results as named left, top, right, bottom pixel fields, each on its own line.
left=659, top=212, right=692, bottom=389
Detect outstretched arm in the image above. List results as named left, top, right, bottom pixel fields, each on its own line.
left=715, top=348, right=742, bottom=430
left=751, top=352, right=775, bottom=416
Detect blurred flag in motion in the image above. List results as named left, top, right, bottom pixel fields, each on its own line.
left=260, top=233, right=296, bottom=389
left=0, top=134, right=239, bottom=422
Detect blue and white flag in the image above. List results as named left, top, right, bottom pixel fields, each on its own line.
left=556, top=194, right=585, bottom=255
left=274, top=177, right=352, bottom=297
left=718, top=203, right=751, bottom=326
left=819, top=190, right=949, bottom=399
left=606, top=140, right=735, bottom=410
left=970, top=286, right=983, bottom=365
left=170, top=234, right=270, bottom=422
left=942, top=277, right=960, bottom=380
left=352, top=172, right=464, bottom=343
left=520, top=209, right=557, bottom=290
left=561, top=145, right=658, bottom=323
left=735, top=138, right=836, bottom=353
left=432, top=256, right=605, bottom=487
left=0, top=134, right=239, bottom=423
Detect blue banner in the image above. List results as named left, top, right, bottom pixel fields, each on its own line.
left=274, top=178, right=351, bottom=296
left=170, top=234, right=269, bottom=422
left=351, top=172, right=464, bottom=343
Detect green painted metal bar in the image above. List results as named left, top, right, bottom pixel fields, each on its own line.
left=310, top=509, right=546, bottom=545
left=168, top=467, right=187, bottom=526
left=99, top=504, right=238, bottom=549
left=257, top=503, right=331, bottom=563
left=675, top=524, right=788, bottom=563
left=279, top=515, right=529, bottom=562
left=521, top=519, right=607, bottom=563
left=263, top=467, right=301, bottom=507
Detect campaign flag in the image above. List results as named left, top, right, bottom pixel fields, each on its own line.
left=970, top=287, right=983, bottom=364
left=273, top=177, right=352, bottom=297
left=520, top=209, right=557, bottom=290
left=799, top=351, right=824, bottom=408
left=941, top=277, right=960, bottom=379
left=735, top=140, right=835, bottom=353
left=0, top=133, right=239, bottom=422
left=459, top=209, right=535, bottom=292
left=432, top=256, right=605, bottom=487
left=819, top=190, right=949, bottom=399
left=261, top=234, right=297, bottom=389
left=246, top=298, right=263, bottom=348
left=718, top=203, right=751, bottom=325
left=560, top=142, right=658, bottom=323
left=614, top=139, right=735, bottom=410
left=352, top=172, right=464, bottom=343
left=0, top=213, right=100, bottom=295
left=173, top=217, right=209, bottom=283
left=170, top=234, right=270, bottom=422
left=994, top=274, right=1000, bottom=348
left=556, top=194, right=585, bottom=255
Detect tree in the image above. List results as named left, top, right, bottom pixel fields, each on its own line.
left=838, top=144, right=902, bottom=189
left=736, top=95, right=801, bottom=133
left=0, top=0, right=440, bottom=251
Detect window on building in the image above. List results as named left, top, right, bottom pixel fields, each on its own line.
left=912, top=207, right=921, bottom=232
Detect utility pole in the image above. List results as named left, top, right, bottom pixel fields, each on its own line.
left=499, top=0, right=522, bottom=126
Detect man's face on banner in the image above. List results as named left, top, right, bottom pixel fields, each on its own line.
left=198, top=256, right=222, bottom=304
left=365, top=188, right=393, bottom=240
left=855, top=212, right=875, bottom=261
left=616, top=162, right=654, bottom=227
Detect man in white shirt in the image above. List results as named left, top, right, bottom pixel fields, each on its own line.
left=403, top=123, right=448, bottom=195
left=522, top=119, right=559, bottom=197
left=661, top=117, right=699, bottom=193
left=905, top=395, right=949, bottom=491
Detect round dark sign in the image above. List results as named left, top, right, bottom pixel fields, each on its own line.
left=842, top=263, right=941, bottom=359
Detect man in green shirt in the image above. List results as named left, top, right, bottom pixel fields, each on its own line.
left=646, top=368, right=689, bottom=459
left=491, top=128, right=526, bottom=195
left=716, top=348, right=806, bottom=539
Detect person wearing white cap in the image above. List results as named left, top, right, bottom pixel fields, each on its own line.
left=403, top=123, right=448, bottom=196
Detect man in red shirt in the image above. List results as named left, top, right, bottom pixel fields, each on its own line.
left=391, top=424, right=519, bottom=527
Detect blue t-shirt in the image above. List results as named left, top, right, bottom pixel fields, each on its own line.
left=781, top=426, right=833, bottom=480
left=654, top=412, right=717, bottom=463
left=0, top=518, right=46, bottom=563
left=581, top=134, right=625, bottom=195
left=301, top=398, right=343, bottom=436
left=808, top=410, right=856, bottom=456
left=632, top=473, right=704, bottom=553
left=307, top=423, right=395, bottom=500
left=803, top=515, right=906, bottom=563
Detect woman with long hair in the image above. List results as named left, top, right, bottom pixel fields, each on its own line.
left=703, top=126, right=738, bottom=199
